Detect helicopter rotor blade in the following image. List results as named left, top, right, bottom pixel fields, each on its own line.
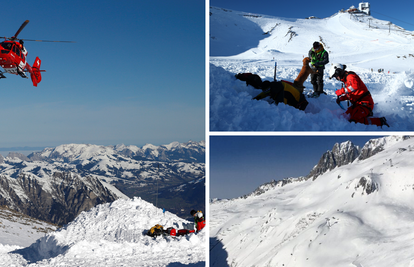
left=11, top=20, right=30, bottom=40
left=20, top=38, right=75, bottom=43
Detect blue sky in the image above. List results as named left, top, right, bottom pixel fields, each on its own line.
left=210, top=0, right=414, bottom=31
left=210, top=135, right=384, bottom=199
left=0, top=0, right=205, bottom=150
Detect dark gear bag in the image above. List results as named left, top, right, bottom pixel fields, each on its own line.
left=235, top=73, right=263, bottom=89
left=254, top=81, right=308, bottom=111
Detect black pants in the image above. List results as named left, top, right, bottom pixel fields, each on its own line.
left=310, top=69, right=324, bottom=93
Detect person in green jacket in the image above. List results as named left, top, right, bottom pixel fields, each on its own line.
left=308, top=41, right=329, bottom=97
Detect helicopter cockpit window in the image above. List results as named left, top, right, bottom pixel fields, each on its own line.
left=1, top=42, right=12, bottom=53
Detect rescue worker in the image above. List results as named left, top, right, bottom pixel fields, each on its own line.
left=329, top=63, right=389, bottom=127
left=190, top=210, right=206, bottom=232
left=309, top=42, right=329, bottom=97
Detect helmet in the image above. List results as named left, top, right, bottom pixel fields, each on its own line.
left=190, top=210, right=197, bottom=216
left=329, top=63, right=346, bottom=79
left=313, top=41, right=321, bottom=50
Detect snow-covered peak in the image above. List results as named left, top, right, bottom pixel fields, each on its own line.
left=162, top=141, right=181, bottom=150
left=308, top=136, right=412, bottom=179
left=359, top=135, right=411, bottom=160
left=308, top=140, right=360, bottom=179
left=36, top=143, right=114, bottom=162
left=142, top=143, right=159, bottom=151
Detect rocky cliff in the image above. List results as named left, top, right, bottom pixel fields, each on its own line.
left=0, top=172, right=117, bottom=225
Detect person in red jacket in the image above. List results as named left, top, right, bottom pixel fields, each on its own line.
left=329, top=63, right=389, bottom=127
left=191, top=210, right=206, bottom=232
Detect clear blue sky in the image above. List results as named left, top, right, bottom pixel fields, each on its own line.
left=210, top=0, right=414, bottom=31
left=0, top=0, right=205, bottom=150
left=210, top=135, right=383, bottom=199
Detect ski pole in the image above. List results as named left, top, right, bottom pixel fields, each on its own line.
left=274, top=61, right=277, bottom=81
left=336, top=97, right=346, bottom=110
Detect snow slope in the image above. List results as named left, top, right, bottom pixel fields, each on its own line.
left=1, top=197, right=206, bottom=266
left=210, top=7, right=414, bottom=131
left=210, top=136, right=414, bottom=267
left=0, top=206, right=57, bottom=247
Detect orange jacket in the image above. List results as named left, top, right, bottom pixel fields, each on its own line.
left=335, top=72, right=374, bottom=110
left=196, top=219, right=206, bottom=232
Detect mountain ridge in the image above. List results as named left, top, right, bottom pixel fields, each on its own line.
left=229, top=136, right=411, bottom=200
left=25, top=140, right=205, bottom=164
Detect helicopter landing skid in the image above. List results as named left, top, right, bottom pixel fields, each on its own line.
left=17, top=67, right=28, bottom=79
left=0, top=71, right=6, bottom=79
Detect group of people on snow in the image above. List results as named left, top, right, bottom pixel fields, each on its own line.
left=147, top=209, right=206, bottom=238
left=236, top=41, right=389, bottom=128
left=307, top=41, right=388, bottom=127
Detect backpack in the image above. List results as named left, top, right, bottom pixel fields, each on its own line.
left=235, top=73, right=263, bottom=89
left=281, top=80, right=309, bottom=111
left=147, top=224, right=164, bottom=237
left=254, top=81, right=308, bottom=111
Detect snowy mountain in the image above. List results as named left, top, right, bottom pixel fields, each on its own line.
left=308, top=140, right=361, bottom=179
left=308, top=135, right=411, bottom=179
left=28, top=141, right=205, bottom=163
left=1, top=197, right=206, bottom=266
left=210, top=136, right=414, bottom=266
left=0, top=141, right=205, bottom=222
left=210, top=7, right=414, bottom=130
left=0, top=171, right=118, bottom=226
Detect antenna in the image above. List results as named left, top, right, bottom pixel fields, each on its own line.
left=156, top=163, right=159, bottom=208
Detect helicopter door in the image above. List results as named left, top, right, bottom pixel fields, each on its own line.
left=12, top=44, right=22, bottom=57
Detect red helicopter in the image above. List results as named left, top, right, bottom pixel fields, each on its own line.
left=0, top=20, right=73, bottom=87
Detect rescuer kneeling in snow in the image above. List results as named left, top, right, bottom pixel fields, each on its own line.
left=329, top=63, right=389, bottom=127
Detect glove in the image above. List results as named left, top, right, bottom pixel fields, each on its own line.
left=335, top=89, right=343, bottom=97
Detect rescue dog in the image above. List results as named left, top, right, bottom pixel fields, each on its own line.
left=293, top=57, right=315, bottom=93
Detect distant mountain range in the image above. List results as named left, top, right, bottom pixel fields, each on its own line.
left=0, top=141, right=205, bottom=224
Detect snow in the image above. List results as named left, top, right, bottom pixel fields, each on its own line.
left=142, top=144, right=160, bottom=158
left=210, top=136, right=414, bottom=266
left=210, top=7, right=414, bottom=130
left=0, top=197, right=206, bottom=266
left=0, top=207, right=57, bottom=247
